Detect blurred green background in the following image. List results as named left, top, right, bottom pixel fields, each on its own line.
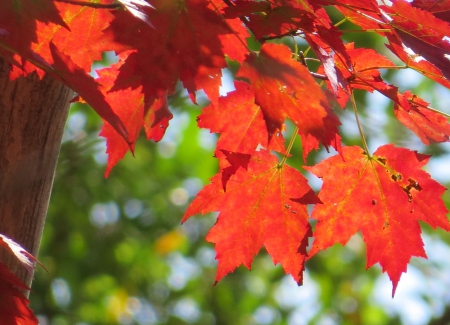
left=30, top=16, right=450, bottom=325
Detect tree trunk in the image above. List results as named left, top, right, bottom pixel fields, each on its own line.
left=0, top=59, right=72, bottom=289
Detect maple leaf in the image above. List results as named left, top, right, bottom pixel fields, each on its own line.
left=305, top=145, right=450, bottom=295
left=333, top=45, right=450, bottom=144
left=224, top=2, right=315, bottom=40
left=328, top=0, right=384, bottom=31
left=323, top=43, right=450, bottom=144
left=328, top=43, right=398, bottom=106
left=143, top=94, right=173, bottom=142
left=34, top=0, right=116, bottom=72
left=0, top=0, right=66, bottom=59
left=7, top=53, right=47, bottom=80
left=237, top=43, right=342, bottom=159
left=393, top=91, right=450, bottom=144
left=0, top=234, right=40, bottom=324
left=411, top=0, right=450, bottom=23
left=385, top=33, right=450, bottom=89
left=324, top=43, right=395, bottom=97
left=383, top=1, right=450, bottom=82
left=0, top=264, right=38, bottom=325
left=374, top=85, right=450, bottom=145
left=96, top=56, right=145, bottom=176
left=322, top=42, right=450, bottom=144
left=184, top=150, right=318, bottom=284
left=197, top=81, right=285, bottom=155
left=95, top=52, right=173, bottom=176
left=101, top=0, right=234, bottom=105
left=93, top=48, right=174, bottom=176
left=50, top=43, right=131, bottom=146
left=217, top=18, right=250, bottom=63
left=205, top=0, right=250, bottom=63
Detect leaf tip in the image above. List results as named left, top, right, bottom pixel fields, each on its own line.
left=391, top=282, right=398, bottom=298
left=128, top=141, right=136, bottom=157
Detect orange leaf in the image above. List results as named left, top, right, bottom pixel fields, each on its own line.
left=101, top=0, right=233, bottom=104
left=143, top=94, right=173, bottom=142
left=305, top=145, right=450, bottom=295
left=237, top=43, right=341, bottom=158
left=184, top=150, right=318, bottom=284
left=0, top=0, right=66, bottom=59
left=198, top=81, right=285, bottom=155
left=34, top=0, right=115, bottom=72
left=50, top=43, right=131, bottom=148
left=384, top=1, right=450, bottom=85
left=96, top=54, right=145, bottom=177
left=394, top=91, right=450, bottom=144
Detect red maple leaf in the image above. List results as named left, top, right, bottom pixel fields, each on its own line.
left=383, top=1, right=450, bottom=82
left=50, top=43, right=131, bottom=146
left=0, top=235, right=40, bottom=324
left=237, top=43, right=342, bottom=159
left=324, top=43, right=450, bottom=144
left=95, top=52, right=173, bottom=176
left=208, top=0, right=250, bottom=63
left=96, top=55, right=145, bottom=176
left=305, top=145, right=450, bottom=295
left=0, top=0, right=66, bottom=61
left=224, top=3, right=315, bottom=40
left=101, top=0, right=234, bottom=105
left=324, top=43, right=395, bottom=96
left=394, top=91, right=450, bottom=144
left=198, top=81, right=285, bottom=155
left=184, top=150, right=318, bottom=284
left=319, top=0, right=384, bottom=33
left=143, top=94, right=173, bottom=143
left=411, top=0, right=450, bottom=23
left=385, top=32, right=450, bottom=89
left=328, top=43, right=397, bottom=106
left=0, top=264, right=37, bottom=325
left=34, top=0, right=115, bottom=72
left=217, top=17, right=250, bottom=63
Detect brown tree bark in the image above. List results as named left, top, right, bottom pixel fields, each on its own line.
left=0, top=58, right=73, bottom=289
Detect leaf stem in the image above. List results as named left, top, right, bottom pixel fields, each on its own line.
left=357, top=65, right=408, bottom=73
left=350, top=91, right=371, bottom=156
left=54, top=0, right=123, bottom=9
left=280, top=127, right=299, bottom=166
left=410, top=99, right=450, bottom=119
left=334, top=18, right=348, bottom=28
left=338, top=29, right=392, bottom=33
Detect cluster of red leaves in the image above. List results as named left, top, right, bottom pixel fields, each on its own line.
left=2, top=0, right=450, bottom=319
left=0, top=236, right=39, bottom=324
